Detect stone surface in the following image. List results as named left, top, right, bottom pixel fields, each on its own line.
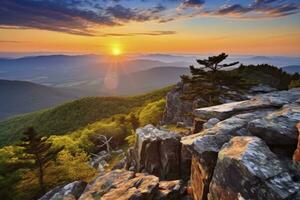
left=294, top=123, right=300, bottom=163
left=250, top=84, right=277, bottom=93
left=194, top=88, right=300, bottom=120
left=101, top=173, right=159, bottom=200
left=162, top=82, right=195, bottom=126
left=155, top=180, right=183, bottom=200
left=39, top=181, right=87, bottom=200
left=202, top=118, right=220, bottom=129
left=184, top=89, right=300, bottom=200
left=208, top=136, right=300, bottom=200
left=79, top=170, right=135, bottom=200
left=134, top=124, right=182, bottom=180
left=248, top=102, right=300, bottom=147
left=78, top=169, right=184, bottom=200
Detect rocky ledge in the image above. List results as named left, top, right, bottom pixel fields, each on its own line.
left=185, top=88, right=300, bottom=200
left=41, top=170, right=186, bottom=200
left=40, top=88, right=300, bottom=200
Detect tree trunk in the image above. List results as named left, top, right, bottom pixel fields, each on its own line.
left=35, top=154, right=45, bottom=194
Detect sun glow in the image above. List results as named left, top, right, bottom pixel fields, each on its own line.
left=112, top=47, right=122, bottom=56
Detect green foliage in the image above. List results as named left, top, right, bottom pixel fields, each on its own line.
left=0, top=86, right=172, bottom=199
left=139, top=99, right=166, bottom=126
left=235, top=64, right=300, bottom=90
left=17, top=127, right=64, bottom=194
left=13, top=150, right=96, bottom=200
left=289, top=79, right=300, bottom=89
left=125, top=130, right=136, bottom=147
left=195, top=52, right=239, bottom=73
left=180, top=53, right=248, bottom=103
left=0, top=86, right=172, bottom=147
left=0, top=145, right=28, bottom=200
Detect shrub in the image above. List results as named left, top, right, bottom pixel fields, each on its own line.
left=139, top=99, right=166, bottom=126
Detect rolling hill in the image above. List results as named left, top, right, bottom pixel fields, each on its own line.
left=282, top=65, right=300, bottom=74
left=0, top=54, right=186, bottom=92
left=0, top=79, right=85, bottom=120
left=0, top=86, right=172, bottom=147
left=116, top=66, right=189, bottom=95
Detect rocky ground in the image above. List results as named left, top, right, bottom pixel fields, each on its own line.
left=39, top=87, right=300, bottom=200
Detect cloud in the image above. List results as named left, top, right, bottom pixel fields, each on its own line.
left=210, top=0, right=300, bottom=18
left=0, top=0, right=166, bottom=36
left=0, top=40, right=24, bottom=43
left=179, top=0, right=205, bottom=9
left=0, top=0, right=299, bottom=36
left=98, top=31, right=176, bottom=37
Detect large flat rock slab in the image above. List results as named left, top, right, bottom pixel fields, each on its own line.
left=194, top=88, right=300, bottom=120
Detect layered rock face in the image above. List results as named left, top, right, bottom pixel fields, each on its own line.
left=184, top=88, right=300, bottom=200
left=209, top=137, right=299, bottom=200
left=127, top=124, right=183, bottom=180
left=161, top=81, right=267, bottom=127
left=39, top=181, right=87, bottom=200
left=294, top=123, right=300, bottom=163
left=162, top=82, right=195, bottom=126
left=40, top=88, right=300, bottom=200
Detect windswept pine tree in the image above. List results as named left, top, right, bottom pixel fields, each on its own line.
left=17, top=127, right=63, bottom=194
left=181, top=53, right=247, bottom=104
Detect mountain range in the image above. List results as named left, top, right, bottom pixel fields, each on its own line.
left=1, top=54, right=299, bottom=120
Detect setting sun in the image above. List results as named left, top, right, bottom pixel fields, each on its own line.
left=112, top=47, right=122, bottom=56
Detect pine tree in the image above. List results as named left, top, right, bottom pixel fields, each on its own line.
left=180, top=53, right=244, bottom=104
left=193, top=53, right=239, bottom=84
left=18, top=127, right=63, bottom=194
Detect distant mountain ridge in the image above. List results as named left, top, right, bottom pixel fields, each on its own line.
left=0, top=54, right=187, bottom=92
left=282, top=65, right=300, bottom=74
left=0, top=79, right=83, bottom=120
left=0, top=66, right=188, bottom=119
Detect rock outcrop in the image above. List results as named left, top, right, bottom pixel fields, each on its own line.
left=162, top=82, right=195, bottom=126
left=39, top=181, right=87, bottom=200
left=209, top=136, right=299, bottom=200
left=78, top=169, right=184, bottom=200
left=128, top=124, right=183, bottom=180
left=183, top=88, right=300, bottom=200
left=40, top=88, right=300, bottom=200
left=294, top=123, right=300, bottom=163
left=162, top=82, right=248, bottom=127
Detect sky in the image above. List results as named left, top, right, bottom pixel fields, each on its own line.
left=0, top=0, right=300, bottom=56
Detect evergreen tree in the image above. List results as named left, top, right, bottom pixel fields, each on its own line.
left=192, top=53, right=239, bottom=84
left=180, top=53, right=242, bottom=104
left=17, top=127, right=63, bottom=194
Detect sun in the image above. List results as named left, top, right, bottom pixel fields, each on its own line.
left=112, top=47, right=122, bottom=56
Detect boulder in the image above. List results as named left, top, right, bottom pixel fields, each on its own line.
left=185, top=110, right=276, bottom=200
left=134, top=124, right=182, bottom=180
left=294, top=123, right=300, bottom=163
left=39, top=181, right=87, bottom=200
left=101, top=173, right=159, bottom=200
left=248, top=102, right=300, bottom=149
left=208, top=136, right=300, bottom=200
left=78, top=169, right=184, bottom=200
left=154, top=180, right=183, bottom=200
left=79, top=170, right=135, bottom=200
